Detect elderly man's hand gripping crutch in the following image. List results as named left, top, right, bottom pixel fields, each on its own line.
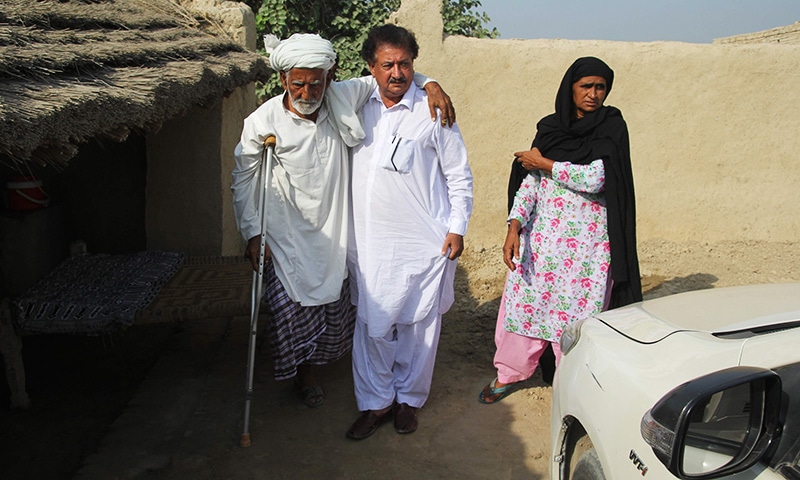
left=240, top=134, right=276, bottom=448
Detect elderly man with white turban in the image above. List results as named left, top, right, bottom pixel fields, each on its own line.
left=231, top=33, right=453, bottom=408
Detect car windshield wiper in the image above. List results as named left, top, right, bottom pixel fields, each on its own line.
left=715, top=320, right=800, bottom=340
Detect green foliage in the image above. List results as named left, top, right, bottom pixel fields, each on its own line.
left=253, top=0, right=496, bottom=101
left=442, top=0, right=498, bottom=39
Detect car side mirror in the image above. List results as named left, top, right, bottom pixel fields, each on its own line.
left=641, top=366, right=782, bottom=479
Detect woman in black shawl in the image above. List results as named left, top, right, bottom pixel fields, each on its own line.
left=479, top=57, right=641, bottom=404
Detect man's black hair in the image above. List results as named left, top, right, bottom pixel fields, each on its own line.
left=360, top=24, right=419, bottom=64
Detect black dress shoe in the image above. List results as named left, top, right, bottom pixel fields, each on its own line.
left=394, top=403, right=418, bottom=434
left=346, top=408, right=393, bottom=440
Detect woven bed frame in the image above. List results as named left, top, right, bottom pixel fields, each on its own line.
left=0, top=255, right=252, bottom=409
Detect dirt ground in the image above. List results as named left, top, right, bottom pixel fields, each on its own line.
left=2, top=239, right=800, bottom=479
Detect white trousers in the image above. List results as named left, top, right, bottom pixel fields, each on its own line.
left=351, top=313, right=441, bottom=411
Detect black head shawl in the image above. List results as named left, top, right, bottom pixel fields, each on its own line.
left=507, top=56, right=642, bottom=308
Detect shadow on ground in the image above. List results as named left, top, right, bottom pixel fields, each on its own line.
left=1, top=263, right=708, bottom=479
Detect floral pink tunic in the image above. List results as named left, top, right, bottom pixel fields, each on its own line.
left=502, top=159, right=610, bottom=341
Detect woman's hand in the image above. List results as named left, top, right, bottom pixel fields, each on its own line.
left=514, top=147, right=554, bottom=174
left=502, top=220, right=522, bottom=271
left=423, top=82, right=456, bottom=127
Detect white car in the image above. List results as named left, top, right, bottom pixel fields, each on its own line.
left=550, top=283, right=800, bottom=479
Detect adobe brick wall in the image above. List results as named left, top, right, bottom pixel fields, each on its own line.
left=715, top=21, right=800, bottom=45
left=394, top=0, right=800, bottom=249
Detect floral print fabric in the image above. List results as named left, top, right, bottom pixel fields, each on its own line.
left=503, top=159, right=610, bottom=341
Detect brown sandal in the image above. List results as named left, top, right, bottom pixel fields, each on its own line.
left=394, top=403, right=418, bottom=434
left=346, top=408, right=393, bottom=440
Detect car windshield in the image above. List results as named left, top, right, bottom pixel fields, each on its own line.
left=767, top=363, right=800, bottom=478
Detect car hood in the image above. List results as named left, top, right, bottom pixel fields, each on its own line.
left=594, top=283, right=800, bottom=343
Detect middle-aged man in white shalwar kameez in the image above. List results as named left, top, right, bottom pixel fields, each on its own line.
left=346, top=24, right=474, bottom=440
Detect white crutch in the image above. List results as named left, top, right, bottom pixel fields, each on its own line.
left=240, top=134, right=276, bottom=448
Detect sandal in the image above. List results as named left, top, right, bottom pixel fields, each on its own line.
left=478, top=378, right=516, bottom=404
left=296, top=383, right=325, bottom=408
left=346, top=408, right=393, bottom=440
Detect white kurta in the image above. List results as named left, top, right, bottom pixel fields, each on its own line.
left=232, top=78, right=376, bottom=306
left=349, top=83, right=473, bottom=338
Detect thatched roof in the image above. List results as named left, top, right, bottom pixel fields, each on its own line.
left=0, top=0, right=271, bottom=168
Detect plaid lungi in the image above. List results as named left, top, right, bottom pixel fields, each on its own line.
left=262, top=261, right=356, bottom=380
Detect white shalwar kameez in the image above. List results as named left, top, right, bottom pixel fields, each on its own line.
left=232, top=78, right=378, bottom=306
left=232, top=68, right=436, bottom=380
left=349, top=82, right=473, bottom=410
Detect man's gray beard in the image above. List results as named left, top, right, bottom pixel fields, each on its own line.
left=290, top=95, right=323, bottom=115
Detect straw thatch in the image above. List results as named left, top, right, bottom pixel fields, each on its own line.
left=0, top=0, right=271, bottom=168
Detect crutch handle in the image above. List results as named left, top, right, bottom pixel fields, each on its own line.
left=263, top=135, right=276, bottom=148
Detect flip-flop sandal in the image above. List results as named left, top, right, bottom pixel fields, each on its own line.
left=478, top=377, right=515, bottom=404
left=297, top=383, right=325, bottom=408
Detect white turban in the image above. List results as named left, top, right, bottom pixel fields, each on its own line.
left=265, top=33, right=336, bottom=72
left=263, top=33, right=365, bottom=147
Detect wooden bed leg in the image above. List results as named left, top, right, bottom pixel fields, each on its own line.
left=0, top=298, right=31, bottom=409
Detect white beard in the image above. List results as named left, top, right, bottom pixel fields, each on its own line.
left=290, top=92, right=324, bottom=115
